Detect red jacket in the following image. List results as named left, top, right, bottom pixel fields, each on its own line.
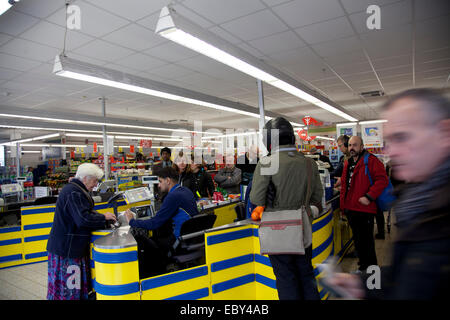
left=340, top=151, right=389, bottom=214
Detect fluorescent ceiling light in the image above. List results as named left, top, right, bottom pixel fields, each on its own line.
left=336, top=122, right=358, bottom=127
left=359, top=120, right=387, bottom=124
left=156, top=6, right=358, bottom=122
left=66, top=133, right=105, bottom=138
left=53, top=54, right=282, bottom=121
left=17, top=143, right=87, bottom=148
left=315, top=136, right=335, bottom=141
left=0, top=0, right=16, bottom=16
left=1, top=133, right=60, bottom=146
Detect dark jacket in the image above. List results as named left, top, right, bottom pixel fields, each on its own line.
left=47, top=179, right=107, bottom=259
left=214, top=167, right=242, bottom=194
left=365, top=183, right=450, bottom=300
left=190, top=169, right=215, bottom=199
left=129, top=184, right=199, bottom=238
left=340, top=150, right=389, bottom=214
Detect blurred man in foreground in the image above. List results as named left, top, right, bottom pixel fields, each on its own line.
left=329, top=88, right=450, bottom=299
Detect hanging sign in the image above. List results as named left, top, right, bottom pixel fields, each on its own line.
left=93, top=142, right=98, bottom=153
left=361, top=123, right=383, bottom=147
left=130, top=145, right=135, bottom=153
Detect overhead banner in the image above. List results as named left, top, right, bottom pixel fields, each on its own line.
left=361, top=123, right=383, bottom=147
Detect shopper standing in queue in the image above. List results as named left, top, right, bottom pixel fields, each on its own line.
left=250, top=117, right=324, bottom=300
left=340, top=136, right=389, bottom=272
left=46, top=163, right=116, bottom=300
left=329, top=88, right=450, bottom=300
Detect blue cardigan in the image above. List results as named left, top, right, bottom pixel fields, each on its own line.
left=129, top=184, right=198, bottom=238
left=47, top=179, right=106, bottom=258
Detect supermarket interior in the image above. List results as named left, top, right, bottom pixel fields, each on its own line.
left=0, top=0, right=449, bottom=303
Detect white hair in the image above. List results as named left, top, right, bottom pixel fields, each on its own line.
left=75, top=163, right=104, bottom=180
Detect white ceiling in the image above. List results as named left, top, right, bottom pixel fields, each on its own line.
left=0, top=0, right=449, bottom=142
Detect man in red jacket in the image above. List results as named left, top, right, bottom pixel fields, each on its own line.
left=340, top=136, right=389, bottom=272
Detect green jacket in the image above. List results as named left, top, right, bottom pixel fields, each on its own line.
left=250, top=145, right=324, bottom=215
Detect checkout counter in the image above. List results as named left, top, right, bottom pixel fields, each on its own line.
left=90, top=186, right=352, bottom=300
left=0, top=181, right=242, bottom=270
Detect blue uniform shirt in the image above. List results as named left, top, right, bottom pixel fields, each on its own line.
left=129, top=184, right=198, bottom=238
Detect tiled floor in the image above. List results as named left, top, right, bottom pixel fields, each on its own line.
left=0, top=261, right=48, bottom=300
left=0, top=212, right=395, bottom=300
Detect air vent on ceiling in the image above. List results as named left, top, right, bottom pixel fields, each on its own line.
left=167, top=119, right=188, bottom=124
left=360, top=90, right=385, bottom=98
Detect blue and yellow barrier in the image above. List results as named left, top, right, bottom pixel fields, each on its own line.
left=0, top=199, right=150, bottom=269
left=90, top=206, right=352, bottom=300
left=0, top=226, right=23, bottom=268
left=93, top=244, right=140, bottom=300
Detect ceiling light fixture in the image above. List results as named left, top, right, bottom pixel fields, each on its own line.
left=156, top=6, right=358, bottom=122
left=1, top=133, right=60, bottom=146
left=53, top=54, right=288, bottom=121
left=358, top=120, right=387, bottom=124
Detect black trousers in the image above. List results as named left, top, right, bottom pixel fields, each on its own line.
left=375, top=208, right=385, bottom=235
left=269, top=246, right=320, bottom=300
left=347, top=210, right=378, bottom=271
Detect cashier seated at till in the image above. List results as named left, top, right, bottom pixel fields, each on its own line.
left=124, top=166, right=199, bottom=244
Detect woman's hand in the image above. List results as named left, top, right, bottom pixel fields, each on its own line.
left=103, top=212, right=116, bottom=221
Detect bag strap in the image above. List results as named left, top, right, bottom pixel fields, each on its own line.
left=363, top=153, right=374, bottom=186
left=304, top=158, right=313, bottom=218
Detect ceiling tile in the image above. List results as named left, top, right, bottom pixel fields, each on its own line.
left=72, top=39, right=135, bottom=62
left=46, top=2, right=130, bottom=38
left=261, top=0, right=294, bottom=7
left=249, top=30, right=305, bottom=55
left=0, top=38, right=60, bottom=63
left=221, top=9, right=288, bottom=41
left=271, top=0, right=345, bottom=29
left=147, top=63, right=196, bottom=80
left=14, top=0, right=64, bottom=19
left=295, top=16, right=355, bottom=45
left=332, top=61, right=373, bottom=76
left=0, top=33, right=13, bottom=46
left=0, top=67, right=22, bottom=81
left=360, top=24, right=412, bottom=59
left=415, top=15, right=450, bottom=51
left=0, top=53, right=41, bottom=72
left=208, top=26, right=244, bottom=45
left=20, top=20, right=94, bottom=51
left=182, top=0, right=265, bottom=24
left=144, top=42, right=199, bottom=63
left=114, top=53, right=167, bottom=72
left=414, top=0, right=450, bottom=21
left=103, top=23, right=165, bottom=52
left=0, top=10, right=39, bottom=36
left=84, top=0, right=170, bottom=21
left=311, top=35, right=362, bottom=58
left=340, top=0, right=401, bottom=14
left=349, top=0, right=412, bottom=35
left=371, top=54, right=412, bottom=69
left=322, top=49, right=367, bottom=66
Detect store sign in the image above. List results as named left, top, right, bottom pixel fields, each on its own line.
left=361, top=123, right=383, bottom=147
left=337, top=123, right=357, bottom=137
left=93, top=142, right=98, bottom=153
left=130, top=145, right=135, bottom=153
left=140, top=139, right=152, bottom=148
left=42, top=147, right=61, bottom=160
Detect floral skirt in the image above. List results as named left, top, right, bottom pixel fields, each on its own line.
left=47, top=252, right=91, bottom=300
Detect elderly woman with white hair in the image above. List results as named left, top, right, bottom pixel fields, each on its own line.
left=46, top=163, right=116, bottom=300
